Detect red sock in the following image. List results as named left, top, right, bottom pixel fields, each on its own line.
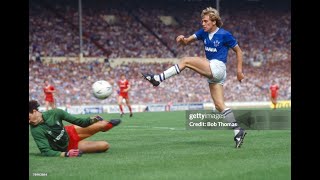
left=119, top=105, right=123, bottom=113
left=103, top=122, right=113, bottom=131
left=128, top=106, right=132, bottom=113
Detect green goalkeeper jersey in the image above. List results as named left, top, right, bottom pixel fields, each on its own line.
left=30, top=108, right=93, bottom=156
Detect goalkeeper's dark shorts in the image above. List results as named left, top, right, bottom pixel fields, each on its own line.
left=65, top=125, right=80, bottom=151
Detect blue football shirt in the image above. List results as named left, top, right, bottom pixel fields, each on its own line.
left=194, top=28, right=238, bottom=63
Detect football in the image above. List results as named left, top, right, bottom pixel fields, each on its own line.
left=92, top=80, right=113, bottom=99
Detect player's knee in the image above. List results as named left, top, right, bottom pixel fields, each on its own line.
left=180, top=57, right=189, bottom=65
left=100, top=141, right=109, bottom=152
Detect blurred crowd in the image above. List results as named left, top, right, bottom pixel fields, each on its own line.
left=29, top=0, right=291, bottom=106
left=29, top=60, right=291, bottom=106
left=29, top=0, right=290, bottom=63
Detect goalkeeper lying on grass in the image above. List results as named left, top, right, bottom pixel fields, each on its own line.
left=29, top=100, right=121, bottom=157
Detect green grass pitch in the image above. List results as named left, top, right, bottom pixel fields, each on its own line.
left=29, top=110, right=291, bottom=180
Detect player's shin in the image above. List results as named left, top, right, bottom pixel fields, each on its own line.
left=119, top=105, right=123, bottom=113
left=155, top=64, right=181, bottom=82
left=102, top=119, right=121, bottom=132
left=103, top=123, right=114, bottom=131
left=221, top=108, right=241, bottom=135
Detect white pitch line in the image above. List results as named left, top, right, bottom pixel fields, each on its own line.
left=124, top=125, right=185, bottom=131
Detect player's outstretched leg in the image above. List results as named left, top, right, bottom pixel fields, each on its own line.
left=141, top=73, right=161, bottom=87
left=93, top=119, right=121, bottom=132
left=142, top=57, right=212, bottom=87
left=75, top=119, right=122, bottom=140
left=142, top=64, right=181, bottom=87
left=108, top=119, right=121, bottom=127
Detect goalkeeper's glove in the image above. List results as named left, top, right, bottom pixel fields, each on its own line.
left=90, top=115, right=104, bottom=123
left=65, top=149, right=82, bottom=157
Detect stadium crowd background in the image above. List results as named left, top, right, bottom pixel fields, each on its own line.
left=29, top=0, right=291, bottom=106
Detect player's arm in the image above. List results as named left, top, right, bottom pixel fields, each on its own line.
left=56, top=109, right=97, bottom=127
left=43, top=89, right=54, bottom=94
left=46, top=89, right=55, bottom=93
left=176, top=34, right=197, bottom=46
left=31, top=129, right=64, bottom=157
left=49, top=86, right=56, bottom=93
left=124, top=84, right=131, bottom=92
left=231, top=45, right=244, bottom=82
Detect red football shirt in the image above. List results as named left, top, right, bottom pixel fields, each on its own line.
left=44, top=85, right=55, bottom=100
left=270, top=84, right=279, bottom=97
left=118, top=79, right=129, bottom=93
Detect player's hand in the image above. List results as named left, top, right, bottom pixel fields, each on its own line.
left=90, top=115, right=104, bottom=123
left=176, top=35, right=186, bottom=45
left=237, top=72, right=245, bottom=82
left=65, top=149, right=82, bottom=157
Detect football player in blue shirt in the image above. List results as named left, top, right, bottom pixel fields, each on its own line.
left=142, top=7, right=246, bottom=148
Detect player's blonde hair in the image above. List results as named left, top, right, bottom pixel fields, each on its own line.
left=201, top=7, right=223, bottom=27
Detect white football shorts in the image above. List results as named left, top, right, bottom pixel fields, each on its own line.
left=207, top=59, right=227, bottom=85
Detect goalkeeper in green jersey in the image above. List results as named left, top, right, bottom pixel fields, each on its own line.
left=29, top=100, right=121, bottom=157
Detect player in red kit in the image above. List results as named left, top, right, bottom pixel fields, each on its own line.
left=117, top=74, right=133, bottom=117
left=43, top=80, right=56, bottom=110
left=270, top=83, right=279, bottom=110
